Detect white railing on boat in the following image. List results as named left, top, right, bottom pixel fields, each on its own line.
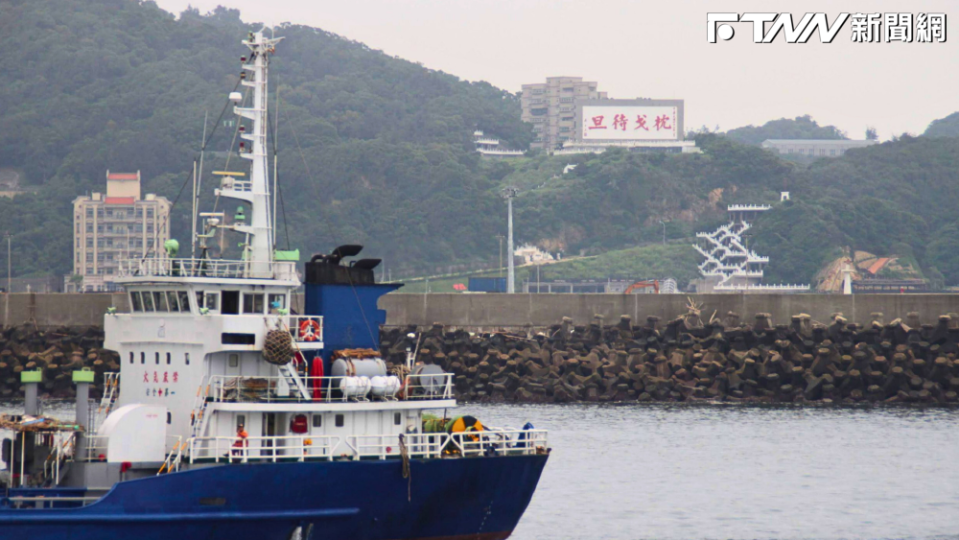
left=185, top=428, right=547, bottom=463
left=81, top=436, right=111, bottom=462
left=205, top=373, right=454, bottom=403
left=187, top=435, right=339, bottom=463
left=116, top=257, right=297, bottom=281
left=449, top=427, right=549, bottom=457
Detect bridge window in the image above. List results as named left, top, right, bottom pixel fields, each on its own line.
left=242, top=293, right=264, bottom=314
left=129, top=352, right=134, bottom=364
left=205, top=292, right=219, bottom=312
left=335, top=414, right=345, bottom=427
left=153, top=291, right=169, bottom=312
left=166, top=352, right=171, bottom=365
left=141, top=352, right=145, bottom=364
left=394, top=412, right=402, bottom=426
left=268, top=293, right=286, bottom=312
left=312, top=415, right=322, bottom=428
left=155, top=352, right=160, bottom=365
left=166, top=291, right=180, bottom=312
left=130, top=292, right=143, bottom=312
left=142, top=292, right=155, bottom=312
left=178, top=291, right=191, bottom=313
left=221, top=291, right=240, bottom=314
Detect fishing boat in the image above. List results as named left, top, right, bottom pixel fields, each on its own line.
left=0, top=29, right=549, bottom=540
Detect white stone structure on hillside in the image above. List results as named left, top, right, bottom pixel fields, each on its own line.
left=693, top=204, right=808, bottom=292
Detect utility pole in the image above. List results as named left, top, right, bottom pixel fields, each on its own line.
left=5, top=233, right=10, bottom=294
left=495, top=235, right=504, bottom=277
left=502, top=187, right=517, bottom=293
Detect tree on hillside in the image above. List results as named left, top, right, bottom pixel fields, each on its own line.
left=923, top=112, right=959, bottom=138
left=724, top=115, right=847, bottom=146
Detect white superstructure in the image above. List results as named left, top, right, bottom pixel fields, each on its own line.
left=88, top=30, right=544, bottom=469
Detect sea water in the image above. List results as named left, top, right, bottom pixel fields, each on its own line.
left=3, top=401, right=957, bottom=539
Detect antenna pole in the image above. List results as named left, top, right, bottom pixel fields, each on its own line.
left=272, top=84, right=280, bottom=248
left=194, top=111, right=209, bottom=259
left=191, top=160, right=198, bottom=259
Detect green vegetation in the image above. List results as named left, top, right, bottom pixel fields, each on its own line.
left=400, top=243, right=698, bottom=293
left=3, top=0, right=959, bottom=289
left=0, top=0, right=530, bottom=277
left=923, top=112, right=959, bottom=138
left=723, top=115, right=847, bottom=146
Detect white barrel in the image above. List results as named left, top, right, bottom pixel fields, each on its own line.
left=370, top=375, right=401, bottom=398
left=338, top=376, right=371, bottom=399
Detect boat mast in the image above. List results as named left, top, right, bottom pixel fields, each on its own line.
left=221, top=29, right=282, bottom=278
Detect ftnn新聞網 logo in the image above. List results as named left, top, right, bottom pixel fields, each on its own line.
left=707, top=13, right=946, bottom=43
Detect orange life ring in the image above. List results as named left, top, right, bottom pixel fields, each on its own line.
left=299, top=319, right=320, bottom=342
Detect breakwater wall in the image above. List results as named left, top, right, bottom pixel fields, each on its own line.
left=379, top=293, right=959, bottom=329
left=6, top=293, right=959, bottom=329
left=5, top=308, right=959, bottom=404
left=383, top=312, right=959, bottom=405
left=0, top=325, right=117, bottom=399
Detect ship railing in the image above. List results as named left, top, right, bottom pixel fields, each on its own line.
left=43, top=432, right=76, bottom=486
left=2, top=491, right=104, bottom=509
left=80, top=436, right=111, bottom=462
left=448, top=428, right=549, bottom=457
left=346, top=433, right=448, bottom=460
left=206, top=373, right=454, bottom=403
left=186, top=435, right=340, bottom=464
left=157, top=436, right=185, bottom=475
left=116, top=257, right=297, bottom=281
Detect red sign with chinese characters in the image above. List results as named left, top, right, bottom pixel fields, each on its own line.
left=582, top=106, right=679, bottom=141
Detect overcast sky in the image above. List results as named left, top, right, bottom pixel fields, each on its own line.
left=154, top=0, right=958, bottom=139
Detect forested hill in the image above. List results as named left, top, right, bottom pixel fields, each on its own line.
left=722, top=115, right=848, bottom=145
left=3, top=0, right=959, bottom=289
left=0, top=0, right=531, bottom=276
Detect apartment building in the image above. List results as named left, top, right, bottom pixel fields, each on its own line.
left=68, top=171, right=171, bottom=292
left=521, top=77, right=608, bottom=151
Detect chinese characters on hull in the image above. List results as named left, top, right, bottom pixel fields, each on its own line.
left=143, top=370, right=179, bottom=397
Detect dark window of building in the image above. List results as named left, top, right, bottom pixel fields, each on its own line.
left=129, top=352, right=134, bottom=364
left=155, top=352, right=160, bottom=365
left=394, top=412, right=402, bottom=426
left=222, top=333, right=256, bottom=345
left=335, top=414, right=345, bottom=427
left=166, top=352, right=171, bottom=365
left=141, top=352, right=145, bottom=364
left=221, top=291, right=240, bottom=314
left=312, top=415, right=322, bottom=428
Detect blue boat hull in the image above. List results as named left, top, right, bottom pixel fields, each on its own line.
left=0, top=454, right=548, bottom=540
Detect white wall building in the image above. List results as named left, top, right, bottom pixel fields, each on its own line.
left=761, top=139, right=878, bottom=158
